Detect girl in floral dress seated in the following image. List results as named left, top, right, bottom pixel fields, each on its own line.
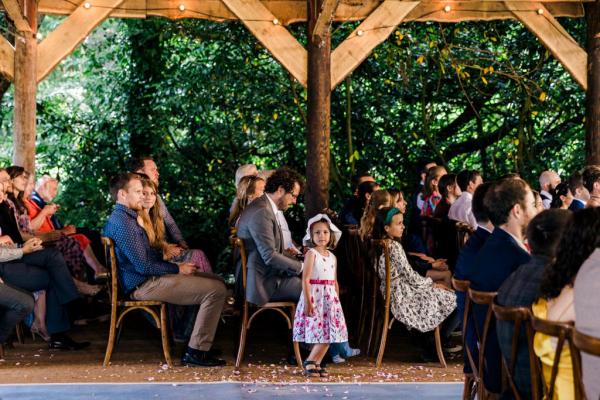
left=293, top=214, right=348, bottom=377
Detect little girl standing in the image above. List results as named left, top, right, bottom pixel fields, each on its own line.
left=293, top=214, right=348, bottom=377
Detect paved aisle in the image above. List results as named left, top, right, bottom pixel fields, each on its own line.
left=0, top=382, right=461, bottom=399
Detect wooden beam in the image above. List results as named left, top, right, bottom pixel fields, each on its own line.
left=37, top=0, right=125, bottom=82
left=30, top=0, right=587, bottom=24
left=312, top=0, right=339, bottom=43
left=507, top=2, right=587, bottom=90
left=0, top=35, right=14, bottom=80
left=330, top=1, right=420, bottom=90
left=222, top=0, right=307, bottom=86
left=1, top=0, right=33, bottom=32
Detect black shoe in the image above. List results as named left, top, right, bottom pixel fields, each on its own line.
left=48, top=334, right=90, bottom=351
left=181, top=350, right=226, bottom=367
left=208, top=348, right=223, bottom=357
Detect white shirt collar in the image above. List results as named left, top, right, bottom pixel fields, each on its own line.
left=265, top=194, right=279, bottom=216
left=477, top=224, right=493, bottom=234
left=540, top=190, right=552, bottom=199
left=500, top=227, right=529, bottom=252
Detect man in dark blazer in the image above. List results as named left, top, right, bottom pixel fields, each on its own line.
left=237, top=168, right=303, bottom=306
left=469, top=178, right=537, bottom=395
left=454, top=182, right=493, bottom=377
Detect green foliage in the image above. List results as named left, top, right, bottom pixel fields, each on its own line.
left=0, top=16, right=587, bottom=275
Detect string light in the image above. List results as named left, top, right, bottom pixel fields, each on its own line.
left=537, top=8, right=544, bottom=15
left=356, top=29, right=364, bottom=36
left=178, top=4, right=185, bottom=11
left=443, top=5, right=452, bottom=13
left=83, top=2, right=91, bottom=9
left=272, top=18, right=279, bottom=25
left=36, top=32, right=43, bottom=40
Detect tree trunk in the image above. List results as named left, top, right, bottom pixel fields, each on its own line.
left=305, top=0, right=331, bottom=217
left=12, top=0, right=37, bottom=172
left=586, top=0, right=600, bottom=165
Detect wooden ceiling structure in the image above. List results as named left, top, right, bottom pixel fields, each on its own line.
left=1, top=0, right=598, bottom=214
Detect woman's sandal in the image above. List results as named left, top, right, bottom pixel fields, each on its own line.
left=302, top=361, right=321, bottom=378
left=317, top=364, right=329, bottom=378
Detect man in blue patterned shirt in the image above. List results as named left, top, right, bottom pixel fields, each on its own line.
left=103, top=173, right=227, bottom=367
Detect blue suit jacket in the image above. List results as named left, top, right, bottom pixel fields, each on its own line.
left=454, top=226, right=491, bottom=374
left=470, top=228, right=531, bottom=393
left=569, top=199, right=585, bottom=211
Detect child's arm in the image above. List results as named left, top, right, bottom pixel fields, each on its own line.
left=302, top=250, right=316, bottom=316
left=334, top=256, right=340, bottom=297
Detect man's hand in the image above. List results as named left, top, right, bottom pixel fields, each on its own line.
left=22, top=238, right=43, bottom=254
left=177, top=262, right=196, bottom=275
left=0, top=235, right=14, bottom=246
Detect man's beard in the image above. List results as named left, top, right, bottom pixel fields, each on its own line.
left=276, top=197, right=287, bottom=211
left=130, top=202, right=143, bottom=211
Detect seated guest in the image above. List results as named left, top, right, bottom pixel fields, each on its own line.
left=0, top=277, right=34, bottom=347
left=539, top=170, right=561, bottom=209
left=532, top=190, right=545, bottom=213
left=229, top=175, right=265, bottom=228
left=407, top=162, right=436, bottom=253
left=533, top=208, right=599, bottom=399
left=454, top=182, right=493, bottom=376
left=0, top=168, right=87, bottom=350
left=448, top=170, right=482, bottom=229
left=567, top=171, right=588, bottom=211
left=411, top=161, right=437, bottom=213
left=340, top=180, right=379, bottom=226
left=130, top=157, right=188, bottom=248
left=496, top=209, right=572, bottom=398
left=104, top=173, right=226, bottom=366
left=470, top=178, right=537, bottom=394
left=433, top=174, right=461, bottom=220
left=372, top=207, right=458, bottom=356
left=573, top=208, right=600, bottom=400
left=582, top=165, right=600, bottom=208
left=231, top=164, right=259, bottom=213
left=4, top=167, right=101, bottom=296
left=236, top=168, right=304, bottom=305
left=139, top=178, right=212, bottom=273
left=358, top=189, right=394, bottom=241
left=339, top=172, right=375, bottom=225
left=421, top=166, right=447, bottom=217
left=549, top=182, right=574, bottom=209
left=22, top=172, right=108, bottom=281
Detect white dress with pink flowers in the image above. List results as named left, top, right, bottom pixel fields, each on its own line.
left=293, top=249, right=348, bottom=344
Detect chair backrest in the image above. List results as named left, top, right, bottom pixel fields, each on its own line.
left=452, top=278, right=479, bottom=378
left=371, top=239, right=392, bottom=317
left=230, top=236, right=248, bottom=293
left=101, top=237, right=119, bottom=306
left=573, top=328, right=600, bottom=357
left=468, top=288, right=498, bottom=394
left=491, top=300, right=537, bottom=400
left=530, top=316, right=583, bottom=400
left=455, top=222, right=474, bottom=251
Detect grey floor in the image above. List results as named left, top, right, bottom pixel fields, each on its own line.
left=0, top=382, right=462, bottom=400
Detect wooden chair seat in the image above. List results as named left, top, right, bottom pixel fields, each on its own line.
left=372, top=239, right=447, bottom=369
left=231, top=236, right=302, bottom=369
left=101, top=237, right=172, bottom=367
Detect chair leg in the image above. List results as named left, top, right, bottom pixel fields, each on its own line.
left=159, top=304, right=173, bottom=367
left=15, top=322, right=24, bottom=345
left=462, top=374, right=477, bottom=400
left=434, top=325, right=447, bottom=368
left=103, top=305, right=118, bottom=367
left=235, top=306, right=249, bottom=369
left=0, top=343, right=4, bottom=359
left=375, top=324, right=390, bottom=368
left=366, top=277, right=378, bottom=355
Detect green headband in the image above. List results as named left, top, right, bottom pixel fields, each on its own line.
left=384, top=207, right=401, bottom=225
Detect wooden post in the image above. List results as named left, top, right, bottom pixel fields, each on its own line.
left=586, top=0, right=600, bottom=165
left=12, top=0, right=37, bottom=172
left=306, top=0, right=331, bottom=217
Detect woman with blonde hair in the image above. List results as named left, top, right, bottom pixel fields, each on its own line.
left=229, top=175, right=265, bottom=228
left=358, top=189, right=394, bottom=241
left=138, top=178, right=212, bottom=273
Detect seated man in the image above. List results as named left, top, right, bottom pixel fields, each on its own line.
left=448, top=170, right=482, bottom=229
left=0, top=168, right=86, bottom=350
left=538, top=170, right=561, bottom=209
left=130, top=157, right=188, bottom=248
left=236, top=167, right=303, bottom=305
left=496, top=209, right=571, bottom=398
left=103, top=173, right=227, bottom=367
left=470, top=178, right=537, bottom=394
left=453, top=181, right=493, bottom=376
left=582, top=165, right=600, bottom=208
left=568, top=171, right=588, bottom=210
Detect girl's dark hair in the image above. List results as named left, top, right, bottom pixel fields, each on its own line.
left=353, top=181, right=379, bottom=223
left=539, top=208, right=600, bottom=299
left=526, top=209, right=572, bottom=258
left=6, top=166, right=28, bottom=214
left=372, top=206, right=396, bottom=240
left=438, top=174, right=457, bottom=199
left=549, top=183, right=570, bottom=209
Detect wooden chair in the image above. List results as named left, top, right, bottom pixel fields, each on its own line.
left=373, top=239, right=447, bottom=368
left=452, top=277, right=477, bottom=400
left=573, top=328, right=600, bottom=399
left=530, top=316, right=584, bottom=400
left=101, top=237, right=172, bottom=367
left=467, top=288, right=498, bottom=399
left=491, top=300, right=538, bottom=400
left=231, top=236, right=302, bottom=369
left=455, top=223, right=474, bottom=252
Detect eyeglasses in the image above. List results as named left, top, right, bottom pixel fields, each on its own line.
left=288, top=191, right=300, bottom=200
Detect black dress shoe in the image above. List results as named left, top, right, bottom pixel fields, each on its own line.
left=48, top=334, right=90, bottom=350
left=181, top=350, right=226, bottom=367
